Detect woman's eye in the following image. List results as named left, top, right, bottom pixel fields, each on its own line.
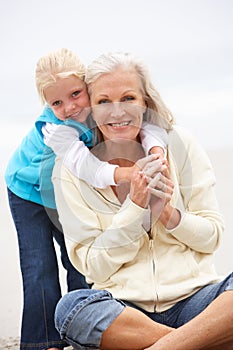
left=98, top=99, right=109, bottom=104
left=122, top=96, right=135, bottom=102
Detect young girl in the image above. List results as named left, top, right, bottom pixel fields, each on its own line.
left=5, top=48, right=167, bottom=350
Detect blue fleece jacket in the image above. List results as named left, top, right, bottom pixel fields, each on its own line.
left=5, top=107, right=93, bottom=209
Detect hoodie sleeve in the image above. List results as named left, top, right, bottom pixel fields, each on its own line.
left=166, top=126, right=224, bottom=254
left=52, top=162, right=148, bottom=283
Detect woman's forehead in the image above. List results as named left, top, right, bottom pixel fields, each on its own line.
left=91, top=68, right=140, bottom=94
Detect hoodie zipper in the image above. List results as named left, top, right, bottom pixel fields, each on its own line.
left=148, top=234, right=160, bottom=312
left=94, top=186, right=160, bottom=310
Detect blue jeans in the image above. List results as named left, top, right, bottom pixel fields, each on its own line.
left=125, top=272, right=233, bottom=327
left=8, top=189, right=90, bottom=350
left=54, top=274, right=233, bottom=349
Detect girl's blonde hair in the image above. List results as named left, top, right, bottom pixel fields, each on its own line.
left=85, top=52, right=174, bottom=130
left=35, top=48, right=86, bottom=104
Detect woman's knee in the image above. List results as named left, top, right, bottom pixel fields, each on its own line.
left=54, top=289, right=125, bottom=349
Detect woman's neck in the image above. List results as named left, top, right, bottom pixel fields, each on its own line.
left=92, top=138, right=145, bottom=167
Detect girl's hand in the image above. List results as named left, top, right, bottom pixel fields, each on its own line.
left=114, top=154, right=167, bottom=184
left=129, top=155, right=170, bottom=208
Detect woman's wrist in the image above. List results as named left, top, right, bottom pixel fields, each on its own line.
left=159, top=204, right=181, bottom=230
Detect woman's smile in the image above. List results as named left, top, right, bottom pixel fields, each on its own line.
left=107, top=120, right=131, bottom=127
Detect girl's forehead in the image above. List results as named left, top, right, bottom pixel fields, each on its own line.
left=49, top=76, right=85, bottom=89
left=44, top=76, right=86, bottom=101
left=55, top=75, right=84, bottom=85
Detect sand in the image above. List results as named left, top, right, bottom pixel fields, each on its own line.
left=0, top=338, right=20, bottom=350
left=0, top=147, right=232, bottom=349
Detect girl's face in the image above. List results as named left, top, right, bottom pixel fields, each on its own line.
left=44, top=75, right=90, bottom=122
left=90, top=67, right=146, bottom=142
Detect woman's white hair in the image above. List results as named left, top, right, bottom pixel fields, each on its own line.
left=85, top=52, right=174, bottom=129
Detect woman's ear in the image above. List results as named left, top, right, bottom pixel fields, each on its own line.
left=143, top=106, right=148, bottom=120
left=142, top=100, right=148, bottom=114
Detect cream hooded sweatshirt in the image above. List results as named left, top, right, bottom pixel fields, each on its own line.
left=52, top=125, right=224, bottom=312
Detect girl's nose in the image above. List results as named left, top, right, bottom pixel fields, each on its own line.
left=65, top=102, right=76, bottom=114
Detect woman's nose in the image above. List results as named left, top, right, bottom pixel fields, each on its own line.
left=110, top=102, right=125, bottom=117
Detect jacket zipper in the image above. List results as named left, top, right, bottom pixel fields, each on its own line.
left=94, top=187, right=160, bottom=310
left=149, top=238, right=160, bottom=312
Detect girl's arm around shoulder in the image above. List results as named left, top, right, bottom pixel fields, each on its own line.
left=140, top=122, right=168, bottom=157
left=42, top=122, right=118, bottom=188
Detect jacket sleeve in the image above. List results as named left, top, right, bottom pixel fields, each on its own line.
left=166, top=126, right=225, bottom=254
left=140, top=121, right=168, bottom=154
left=52, top=162, right=148, bottom=283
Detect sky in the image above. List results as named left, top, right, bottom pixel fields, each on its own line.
left=0, top=0, right=233, bottom=152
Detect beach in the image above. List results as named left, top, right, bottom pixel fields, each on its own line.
left=0, top=146, right=233, bottom=349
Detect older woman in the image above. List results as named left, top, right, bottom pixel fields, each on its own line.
left=52, top=52, right=233, bottom=350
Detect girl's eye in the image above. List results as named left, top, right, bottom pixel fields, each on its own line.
left=52, top=100, right=61, bottom=107
left=72, top=90, right=81, bottom=97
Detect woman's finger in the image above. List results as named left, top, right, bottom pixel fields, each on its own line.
left=148, top=173, right=173, bottom=188
left=148, top=187, right=171, bottom=199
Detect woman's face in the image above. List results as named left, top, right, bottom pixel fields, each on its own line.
left=90, top=67, right=146, bottom=142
